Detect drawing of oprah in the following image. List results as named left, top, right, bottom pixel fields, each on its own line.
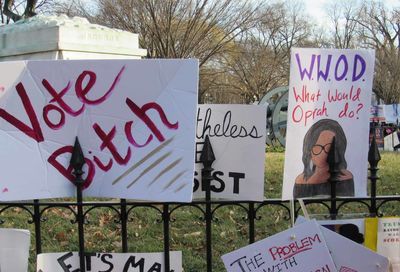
left=293, top=119, right=354, bottom=198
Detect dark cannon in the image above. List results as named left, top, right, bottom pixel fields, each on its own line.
left=259, top=86, right=288, bottom=147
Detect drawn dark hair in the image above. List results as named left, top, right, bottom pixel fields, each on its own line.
left=339, top=224, right=364, bottom=244
left=302, top=119, right=347, bottom=180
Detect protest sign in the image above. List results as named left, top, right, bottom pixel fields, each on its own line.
left=377, top=217, right=400, bottom=271
left=0, top=59, right=198, bottom=202
left=193, top=104, right=266, bottom=201
left=371, top=126, right=384, bottom=149
left=317, top=218, right=365, bottom=243
left=371, top=105, right=385, bottom=123
left=283, top=48, right=375, bottom=199
left=222, top=220, right=337, bottom=272
left=297, top=216, right=389, bottom=272
left=36, top=251, right=182, bottom=272
left=383, top=104, right=400, bottom=124
left=0, top=228, right=30, bottom=272
left=365, top=217, right=379, bottom=251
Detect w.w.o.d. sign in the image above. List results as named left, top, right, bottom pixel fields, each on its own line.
left=0, top=60, right=198, bottom=202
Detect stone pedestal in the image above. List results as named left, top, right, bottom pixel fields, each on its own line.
left=0, top=15, right=147, bottom=61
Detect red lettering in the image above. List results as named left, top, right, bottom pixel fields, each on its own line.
left=124, top=121, right=153, bottom=147
left=125, top=99, right=178, bottom=142
left=42, top=79, right=84, bottom=116
left=93, top=123, right=131, bottom=165
left=268, top=235, right=322, bottom=261
left=292, top=105, right=303, bottom=124
left=93, top=156, right=113, bottom=171
left=43, top=104, right=65, bottom=130
left=0, top=83, right=44, bottom=142
left=47, top=146, right=95, bottom=189
left=75, top=66, right=125, bottom=105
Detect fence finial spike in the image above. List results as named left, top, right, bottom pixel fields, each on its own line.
left=70, top=137, right=85, bottom=171
left=200, top=135, right=215, bottom=165
left=368, top=135, right=381, bottom=167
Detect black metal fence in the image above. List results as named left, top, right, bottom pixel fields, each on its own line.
left=1, top=135, right=400, bottom=271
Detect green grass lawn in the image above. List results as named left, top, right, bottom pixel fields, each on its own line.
left=2, top=151, right=400, bottom=271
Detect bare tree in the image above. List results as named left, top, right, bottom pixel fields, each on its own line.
left=326, top=0, right=362, bottom=48
left=50, top=0, right=259, bottom=102
left=217, top=1, right=313, bottom=103
left=1, top=0, right=54, bottom=23
left=356, top=2, right=400, bottom=103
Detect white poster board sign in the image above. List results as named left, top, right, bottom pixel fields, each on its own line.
left=317, top=218, right=365, bottom=240
left=323, top=224, right=389, bottom=272
left=0, top=228, right=30, bottom=272
left=0, top=59, right=198, bottom=202
left=377, top=217, right=400, bottom=271
left=283, top=48, right=375, bottom=199
left=296, top=217, right=389, bottom=272
left=222, top=220, right=337, bottom=272
left=193, top=104, right=266, bottom=201
left=370, top=105, right=385, bottom=122
left=37, top=251, right=182, bottom=272
left=383, top=104, right=400, bottom=124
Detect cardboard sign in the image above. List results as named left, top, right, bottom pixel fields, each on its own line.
left=370, top=105, right=385, bottom=122
left=36, top=251, right=182, bottom=272
left=283, top=48, right=375, bottom=199
left=222, top=220, right=337, bottom=272
left=323, top=225, right=389, bottom=272
left=377, top=217, right=400, bottom=270
left=193, top=104, right=266, bottom=201
left=383, top=104, right=400, bottom=124
left=297, top=217, right=389, bottom=272
left=317, top=218, right=365, bottom=240
left=0, top=60, right=198, bottom=202
left=0, top=228, right=30, bottom=272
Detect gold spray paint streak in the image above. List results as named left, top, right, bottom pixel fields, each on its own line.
left=126, top=151, right=172, bottom=188
left=163, top=170, right=187, bottom=190
left=148, top=158, right=183, bottom=187
left=174, top=183, right=187, bottom=193
left=112, top=137, right=175, bottom=185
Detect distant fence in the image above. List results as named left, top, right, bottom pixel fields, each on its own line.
left=1, top=136, right=399, bottom=271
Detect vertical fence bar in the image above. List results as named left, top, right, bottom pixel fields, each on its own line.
left=201, top=136, right=215, bottom=272
left=163, top=204, right=170, bottom=272
left=328, top=137, right=339, bottom=219
left=76, top=177, right=86, bottom=272
left=248, top=202, right=255, bottom=244
left=368, top=135, right=381, bottom=216
left=120, top=199, right=128, bottom=252
left=70, top=138, right=86, bottom=272
left=33, top=199, right=42, bottom=254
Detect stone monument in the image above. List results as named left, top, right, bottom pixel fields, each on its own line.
left=0, top=15, right=147, bottom=61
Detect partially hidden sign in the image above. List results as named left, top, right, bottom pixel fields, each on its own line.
left=282, top=48, right=375, bottom=199
left=193, top=104, right=266, bottom=201
left=296, top=216, right=389, bottom=272
left=0, top=60, right=198, bottom=202
left=36, top=251, right=182, bottom=272
left=222, top=220, right=337, bottom=271
left=377, top=217, right=400, bottom=270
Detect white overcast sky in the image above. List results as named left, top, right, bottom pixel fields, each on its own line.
left=302, top=0, right=399, bottom=27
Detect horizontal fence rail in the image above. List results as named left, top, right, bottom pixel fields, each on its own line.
left=0, top=136, right=399, bottom=271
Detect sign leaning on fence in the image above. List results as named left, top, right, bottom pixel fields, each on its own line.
left=194, top=104, right=266, bottom=201
left=36, top=251, right=182, bottom=272
left=282, top=48, right=375, bottom=200
left=0, top=59, right=198, bottom=202
left=222, top=220, right=337, bottom=272
left=295, top=217, right=389, bottom=272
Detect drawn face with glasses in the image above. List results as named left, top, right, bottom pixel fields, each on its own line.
left=311, top=130, right=335, bottom=167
